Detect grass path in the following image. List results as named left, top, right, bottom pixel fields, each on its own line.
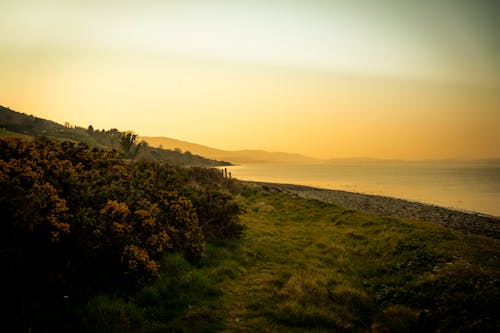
left=221, top=264, right=281, bottom=331
left=220, top=199, right=299, bottom=332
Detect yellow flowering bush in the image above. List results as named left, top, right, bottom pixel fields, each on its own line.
left=1, top=136, right=242, bottom=330
left=1, top=137, right=213, bottom=291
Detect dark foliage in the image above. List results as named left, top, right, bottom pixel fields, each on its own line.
left=0, top=137, right=243, bottom=332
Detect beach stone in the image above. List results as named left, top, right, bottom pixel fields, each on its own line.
left=249, top=181, right=500, bottom=240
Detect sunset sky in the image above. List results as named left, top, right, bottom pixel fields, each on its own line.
left=1, top=0, right=499, bottom=159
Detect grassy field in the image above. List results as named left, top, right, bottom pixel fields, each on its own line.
left=90, top=187, right=499, bottom=332
left=0, top=128, right=27, bottom=138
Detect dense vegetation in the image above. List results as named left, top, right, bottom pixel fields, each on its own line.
left=0, top=137, right=242, bottom=332
left=0, top=106, right=230, bottom=166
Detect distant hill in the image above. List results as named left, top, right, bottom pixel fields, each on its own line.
left=141, top=136, right=317, bottom=164
left=0, top=105, right=229, bottom=167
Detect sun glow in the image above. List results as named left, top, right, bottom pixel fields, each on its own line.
left=1, top=0, right=499, bottom=159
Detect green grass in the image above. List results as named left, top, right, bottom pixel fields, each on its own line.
left=0, top=128, right=29, bottom=138
left=85, top=189, right=500, bottom=332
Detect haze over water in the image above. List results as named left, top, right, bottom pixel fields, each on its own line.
left=224, top=161, right=500, bottom=217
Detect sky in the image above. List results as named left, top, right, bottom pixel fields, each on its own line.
left=1, top=0, right=500, bottom=160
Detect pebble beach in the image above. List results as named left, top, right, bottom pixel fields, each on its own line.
left=249, top=181, right=500, bottom=240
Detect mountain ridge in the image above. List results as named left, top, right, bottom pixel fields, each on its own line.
left=140, top=136, right=317, bottom=164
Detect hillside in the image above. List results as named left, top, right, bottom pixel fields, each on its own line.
left=141, top=136, right=317, bottom=164
left=0, top=106, right=86, bottom=141
left=0, top=105, right=229, bottom=167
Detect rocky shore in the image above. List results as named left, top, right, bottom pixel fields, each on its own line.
left=248, top=181, right=500, bottom=240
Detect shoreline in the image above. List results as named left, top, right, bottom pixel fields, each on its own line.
left=246, top=181, right=500, bottom=240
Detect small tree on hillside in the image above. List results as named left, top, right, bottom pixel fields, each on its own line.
left=120, top=132, right=137, bottom=155
left=120, top=132, right=146, bottom=159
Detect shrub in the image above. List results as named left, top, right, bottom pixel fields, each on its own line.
left=188, top=188, right=244, bottom=242
left=0, top=137, right=242, bottom=331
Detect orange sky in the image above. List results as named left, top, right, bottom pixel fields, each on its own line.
left=1, top=0, right=500, bottom=160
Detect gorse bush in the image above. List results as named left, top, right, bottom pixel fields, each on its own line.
left=188, top=185, right=245, bottom=242
left=0, top=137, right=242, bottom=331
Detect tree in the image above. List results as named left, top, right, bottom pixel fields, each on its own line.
left=120, top=132, right=138, bottom=156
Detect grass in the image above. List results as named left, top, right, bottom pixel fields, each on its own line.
left=84, top=188, right=500, bottom=332
left=0, top=128, right=29, bottom=138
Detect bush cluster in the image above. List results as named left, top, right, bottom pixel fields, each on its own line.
left=0, top=137, right=242, bottom=331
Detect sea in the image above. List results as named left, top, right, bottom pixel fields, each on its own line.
left=221, top=161, right=500, bottom=217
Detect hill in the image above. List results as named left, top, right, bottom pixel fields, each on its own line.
left=141, top=136, right=317, bottom=164
left=0, top=105, right=229, bottom=167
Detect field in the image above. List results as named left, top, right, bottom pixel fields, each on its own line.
left=117, top=186, right=499, bottom=332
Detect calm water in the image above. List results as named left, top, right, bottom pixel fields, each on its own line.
left=222, top=161, right=500, bottom=217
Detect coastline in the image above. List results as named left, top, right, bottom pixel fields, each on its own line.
left=246, top=181, right=500, bottom=240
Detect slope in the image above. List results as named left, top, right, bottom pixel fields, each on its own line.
left=0, top=105, right=229, bottom=166
left=141, top=136, right=317, bottom=164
